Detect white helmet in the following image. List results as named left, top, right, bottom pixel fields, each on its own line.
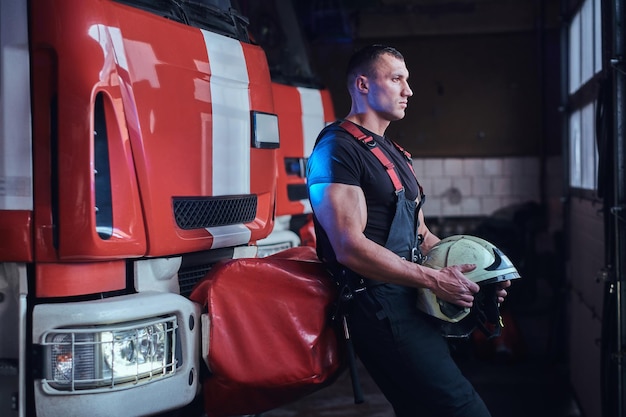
left=417, top=235, right=521, bottom=337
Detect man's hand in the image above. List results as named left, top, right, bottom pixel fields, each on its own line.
left=430, top=264, right=479, bottom=308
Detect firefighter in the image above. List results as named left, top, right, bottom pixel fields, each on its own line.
left=306, top=44, right=511, bottom=416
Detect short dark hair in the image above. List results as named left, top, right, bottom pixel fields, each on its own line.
left=346, top=44, right=404, bottom=88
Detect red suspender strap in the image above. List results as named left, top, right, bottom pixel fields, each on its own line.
left=391, top=141, right=417, bottom=177
left=339, top=120, right=404, bottom=193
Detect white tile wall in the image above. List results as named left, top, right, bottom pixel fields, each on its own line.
left=414, top=157, right=541, bottom=218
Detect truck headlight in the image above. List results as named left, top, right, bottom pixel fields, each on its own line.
left=43, top=316, right=177, bottom=392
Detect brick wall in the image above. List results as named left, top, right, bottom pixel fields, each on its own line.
left=413, top=156, right=541, bottom=218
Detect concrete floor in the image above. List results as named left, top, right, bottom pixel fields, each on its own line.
left=260, top=353, right=581, bottom=417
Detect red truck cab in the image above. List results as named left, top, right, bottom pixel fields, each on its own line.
left=0, top=1, right=278, bottom=415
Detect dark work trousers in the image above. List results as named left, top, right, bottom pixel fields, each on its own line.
left=345, top=189, right=491, bottom=417
left=346, top=285, right=491, bottom=417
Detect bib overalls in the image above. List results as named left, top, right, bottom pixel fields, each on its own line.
left=338, top=121, right=491, bottom=417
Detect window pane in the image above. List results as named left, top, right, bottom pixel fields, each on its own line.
left=569, top=12, right=581, bottom=93
left=581, top=102, right=596, bottom=190
left=594, top=0, right=602, bottom=74
left=569, top=110, right=582, bottom=188
left=581, top=0, right=594, bottom=84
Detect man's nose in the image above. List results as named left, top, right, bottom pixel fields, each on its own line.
left=403, top=82, right=413, bottom=96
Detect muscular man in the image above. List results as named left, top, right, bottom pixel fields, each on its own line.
left=307, top=44, right=510, bottom=416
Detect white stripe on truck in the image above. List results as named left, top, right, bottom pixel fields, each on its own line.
left=202, top=29, right=250, bottom=196
left=297, top=86, right=324, bottom=158
left=201, top=30, right=252, bottom=247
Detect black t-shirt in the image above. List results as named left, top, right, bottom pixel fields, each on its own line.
left=307, top=121, right=420, bottom=262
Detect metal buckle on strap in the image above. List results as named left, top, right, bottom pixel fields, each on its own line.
left=411, top=247, right=419, bottom=263
left=411, top=247, right=426, bottom=264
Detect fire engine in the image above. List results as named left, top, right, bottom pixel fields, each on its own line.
left=0, top=0, right=310, bottom=415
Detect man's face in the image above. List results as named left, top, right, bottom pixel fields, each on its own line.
left=365, top=53, right=413, bottom=121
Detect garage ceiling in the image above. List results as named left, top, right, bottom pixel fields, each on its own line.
left=295, top=0, right=561, bottom=41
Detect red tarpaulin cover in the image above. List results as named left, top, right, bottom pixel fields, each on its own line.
left=190, top=246, right=343, bottom=417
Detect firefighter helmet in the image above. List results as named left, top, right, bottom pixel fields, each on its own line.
left=416, top=235, right=521, bottom=336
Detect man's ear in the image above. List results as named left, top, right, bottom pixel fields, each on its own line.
left=356, top=75, right=368, bottom=92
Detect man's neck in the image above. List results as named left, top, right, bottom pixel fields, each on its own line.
left=344, top=113, right=390, bottom=137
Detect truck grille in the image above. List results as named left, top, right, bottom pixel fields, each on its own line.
left=177, top=247, right=235, bottom=298
left=178, top=265, right=213, bottom=298
left=173, top=195, right=257, bottom=230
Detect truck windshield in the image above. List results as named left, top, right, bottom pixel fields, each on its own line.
left=240, top=0, right=323, bottom=89
left=113, top=0, right=250, bottom=42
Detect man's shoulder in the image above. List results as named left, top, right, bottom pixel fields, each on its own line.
left=308, top=121, right=368, bottom=177
left=317, top=120, right=349, bottom=138
left=315, top=120, right=362, bottom=147
left=308, top=122, right=366, bottom=186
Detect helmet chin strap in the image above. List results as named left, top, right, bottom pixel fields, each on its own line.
left=438, top=284, right=503, bottom=339
left=472, top=284, right=503, bottom=339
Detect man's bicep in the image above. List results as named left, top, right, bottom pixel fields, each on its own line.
left=309, top=183, right=367, bottom=238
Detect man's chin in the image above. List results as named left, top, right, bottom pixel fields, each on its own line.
left=393, top=112, right=406, bottom=121
left=381, top=110, right=406, bottom=122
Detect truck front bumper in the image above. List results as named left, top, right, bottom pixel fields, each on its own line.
left=32, top=292, right=201, bottom=417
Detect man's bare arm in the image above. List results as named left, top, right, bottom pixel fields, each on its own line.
left=309, top=182, right=480, bottom=307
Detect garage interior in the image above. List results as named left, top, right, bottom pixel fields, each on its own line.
left=249, top=0, right=620, bottom=416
